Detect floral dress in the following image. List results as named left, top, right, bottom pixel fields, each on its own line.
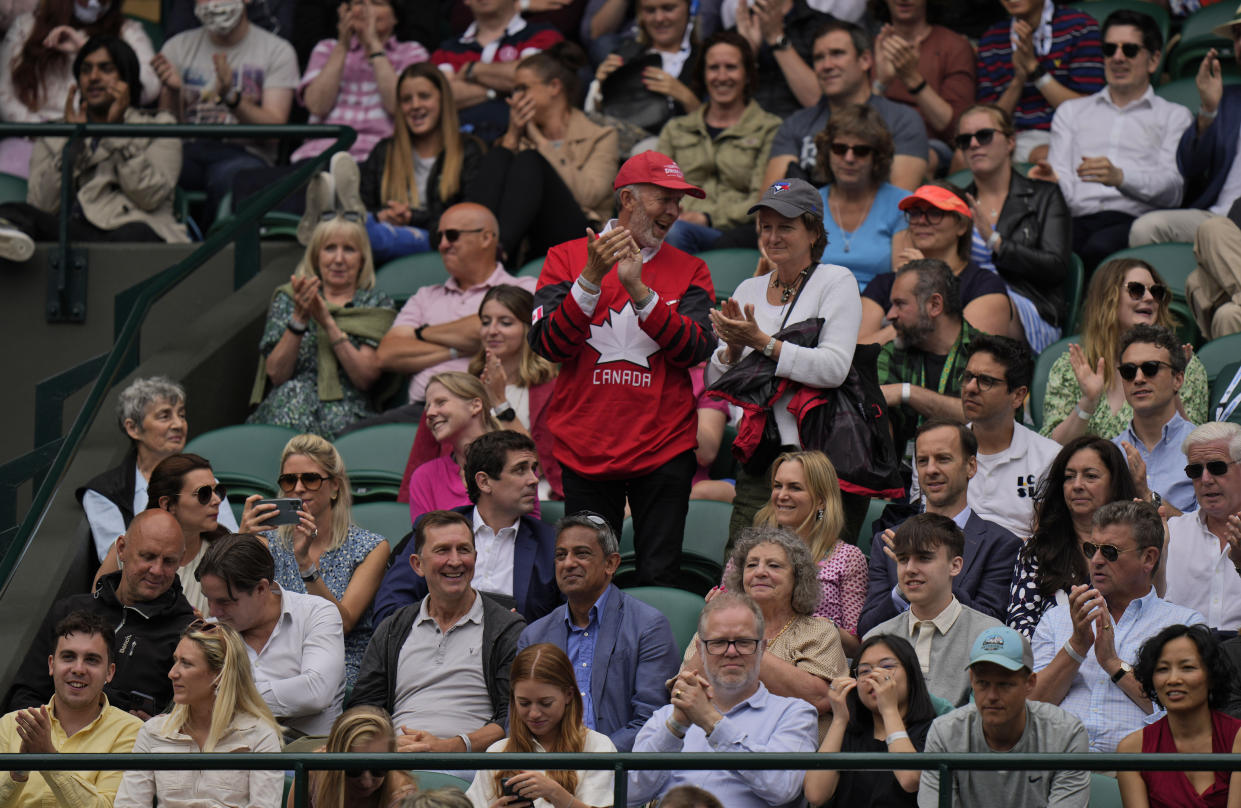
left=247, top=287, right=395, bottom=440
left=268, top=524, right=385, bottom=688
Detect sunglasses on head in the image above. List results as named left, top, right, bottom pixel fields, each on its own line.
left=1124, top=281, right=1168, bottom=303
left=277, top=472, right=330, bottom=493
left=1117, top=360, right=1172, bottom=381
left=436, top=227, right=485, bottom=243
left=1081, top=541, right=1140, bottom=562
left=188, top=484, right=227, bottom=505
left=1102, top=42, right=1144, bottom=58
left=829, top=142, right=874, bottom=158
left=953, top=128, right=998, bottom=151
left=186, top=618, right=220, bottom=634
left=1184, top=459, right=1238, bottom=479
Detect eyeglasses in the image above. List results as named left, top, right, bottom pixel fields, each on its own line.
left=959, top=369, right=1006, bottom=391
left=277, top=472, right=331, bottom=493
left=344, top=768, right=385, bottom=779
left=1184, top=459, right=1239, bottom=479
left=953, top=128, right=999, bottom=151
left=1102, top=42, right=1144, bottom=58
left=436, top=227, right=485, bottom=243
left=855, top=660, right=901, bottom=677
left=1081, top=541, right=1141, bottom=562
left=188, top=484, right=227, bottom=505
left=1117, top=360, right=1173, bottom=381
left=702, top=637, right=761, bottom=655
left=904, top=206, right=947, bottom=225
left=829, top=142, right=874, bottom=158
left=1124, top=281, right=1169, bottom=303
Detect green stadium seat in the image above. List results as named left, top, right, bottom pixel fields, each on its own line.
left=1167, top=2, right=1236, bottom=77
left=334, top=423, right=418, bottom=501
left=682, top=499, right=732, bottom=571
left=622, top=585, right=706, bottom=654
left=857, top=497, right=890, bottom=558
left=352, top=501, right=412, bottom=547
left=620, top=517, right=634, bottom=555
left=539, top=499, right=565, bottom=527
left=374, top=253, right=448, bottom=306
left=930, top=693, right=955, bottom=715
left=1198, top=333, right=1241, bottom=387
left=516, top=256, right=545, bottom=279
left=1064, top=253, right=1086, bottom=336
left=1155, top=75, right=1241, bottom=111
left=1030, top=336, right=1079, bottom=432
left=185, top=424, right=301, bottom=499
left=411, top=772, right=471, bottom=792
left=698, top=248, right=761, bottom=301
left=945, top=162, right=1033, bottom=191
left=0, top=172, right=28, bottom=205
left=1089, top=772, right=1123, bottom=808
left=125, top=13, right=164, bottom=51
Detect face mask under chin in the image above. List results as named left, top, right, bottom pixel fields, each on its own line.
left=195, top=0, right=245, bottom=35
left=74, top=0, right=110, bottom=24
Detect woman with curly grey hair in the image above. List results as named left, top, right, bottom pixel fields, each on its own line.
left=681, top=526, right=847, bottom=741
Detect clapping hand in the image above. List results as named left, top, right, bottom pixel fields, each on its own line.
left=1197, top=48, right=1223, bottom=118
left=212, top=52, right=233, bottom=101
left=150, top=53, right=182, bottom=92
left=15, top=706, right=56, bottom=755
left=1067, top=583, right=1106, bottom=659
left=480, top=350, right=508, bottom=403
left=709, top=299, right=764, bottom=352
left=582, top=226, right=633, bottom=284
left=1011, top=20, right=1039, bottom=78
left=826, top=676, right=856, bottom=722
left=44, top=25, right=86, bottom=53
left=63, top=85, right=86, bottom=124
left=1067, top=342, right=1105, bottom=408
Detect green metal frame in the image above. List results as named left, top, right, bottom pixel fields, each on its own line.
left=0, top=121, right=356, bottom=589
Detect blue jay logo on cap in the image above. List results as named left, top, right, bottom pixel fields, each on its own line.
left=770, top=181, right=791, bottom=193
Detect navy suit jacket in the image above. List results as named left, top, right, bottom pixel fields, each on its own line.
left=1179, top=84, right=1241, bottom=210
left=372, top=506, right=559, bottom=625
left=856, top=510, right=1021, bottom=637
left=517, top=583, right=681, bottom=751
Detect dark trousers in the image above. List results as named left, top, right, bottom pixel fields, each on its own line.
left=179, top=141, right=269, bottom=228
left=469, top=147, right=588, bottom=265
left=231, top=163, right=309, bottom=216
left=1073, top=210, right=1136, bottom=272
left=0, top=201, right=161, bottom=243
left=561, top=450, right=696, bottom=588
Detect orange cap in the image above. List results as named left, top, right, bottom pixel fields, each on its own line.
left=898, top=185, right=972, bottom=219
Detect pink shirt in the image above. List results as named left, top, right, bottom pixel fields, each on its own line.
left=393, top=263, right=536, bottom=401
left=292, top=36, right=429, bottom=163
left=407, top=455, right=468, bottom=523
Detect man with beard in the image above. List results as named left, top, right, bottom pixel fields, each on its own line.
left=529, top=150, right=717, bottom=588
left=876, top=258, right=980, bottom=455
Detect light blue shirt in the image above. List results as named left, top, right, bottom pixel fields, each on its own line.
left=1112, top=412, right=1198, bottom=513
left=819, top=182, right=908, bottom=291
left=628, top=682, right=818, bottom=808
left=1032, top=587, right=1205, bottom=752
left=564, top=586, right=610, bottom=731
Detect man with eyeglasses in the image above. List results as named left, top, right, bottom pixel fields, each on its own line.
left=1031, top=500, right=1204, bottom=752
left=1026, top=9, right=1190, bottom=270
left=628, top=592, right=818, bottom=808
left=1162, top=421, right=1241, bottom=630
left=1110, top=324, right=1197, bottom=514
left=5, top=510, right=195, bottom=716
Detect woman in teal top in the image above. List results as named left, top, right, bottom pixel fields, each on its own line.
left=815, top=104, right=907, bottom=292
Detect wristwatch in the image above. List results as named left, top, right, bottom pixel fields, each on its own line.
left=493, top=402, right=517, bottom=422
left=300, top=564, right=321, bottom=584
left=769, top=34, right=791, bottom=51
left=224, top=87, right=242, bottom=109
left=1028, top=63, right=1048, bottom=83
left=1148, top=491, right=1163, bottom=508
left=1111, top=661, right=1133, bottom=684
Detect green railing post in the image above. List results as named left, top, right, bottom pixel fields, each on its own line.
left=612, top=760, right=626, bottom=807
left=294, top=760, right=308, bottom=808
left=47, top=125, right=87, bottom=323
left=937, top=762, right=952, bottom=808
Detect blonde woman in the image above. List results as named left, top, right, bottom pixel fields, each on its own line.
left=248, top=217, right=397, bottom=439
left=240, top=433, right=389, bottom=687
left=407, top=371, right=500, bottom=522
left=114, top=621, right=283, bottom=808
left=294, top=706, right=415, bottom=808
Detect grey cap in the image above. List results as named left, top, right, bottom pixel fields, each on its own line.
left=748, top=178, right=823, bottom=218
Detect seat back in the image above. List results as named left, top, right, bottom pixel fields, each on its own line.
left=621, top=585, right=706, bottom=654
left=698, top=248, right=762, bottom=301
left=1212, top=361, right=1241, bottom=425
left=184, top=424, right=301, bottom=498
left=1197, top=333, right=1241, bottom=387
left=1064, top=253, right=1086, bottom=335
left=1030, top=335, right=1080, bottom=432
left=334, top=423, right=418, bottom=499
left=0, top=172, right=28, bottom=205
left=351, top=501, right=413, bottom=548
left=374, top=253, right=449, bottom=306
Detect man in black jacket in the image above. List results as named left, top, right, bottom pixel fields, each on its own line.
left=4, top=509, right=195, bottom=717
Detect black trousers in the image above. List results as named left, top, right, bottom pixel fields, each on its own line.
left=469, top=147, right=588, bottom=264
left=1073, top=210, right=1136, bottom=272
left=0, top=201, right=162, bottom=243
left=560, top=450, right=696, bottom=588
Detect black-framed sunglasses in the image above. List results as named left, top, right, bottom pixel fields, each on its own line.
left=344, top=768, right=385, bottom=779
left=188, top=484, right=227, bottom=505
left=1102, top=42, right=1144, bottom=58
left=1117, top=360, right=1173, bottom=381
left=702, top=638, right=761, bottom=655
left=436, top=227, right=485, bottom=243
left=277, top=472, right=330, bottom=493
left=1184, top=459, right=1239, bottom=479
left=959, top=369, right=1006, bottom=392
left=1081, top=541, right=1140, bottom=562
left=186, top=618, right=221, bottom=635
left=953, top=127, right=998, bottom=151
left=829, top=142, right=874, bottom=158
left=904, top=206, right=947, bottom=225
left=1124, top=280, right=1169, bottom=303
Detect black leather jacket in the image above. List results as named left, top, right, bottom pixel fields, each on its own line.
left=968, top=170, right=1072, bottom=328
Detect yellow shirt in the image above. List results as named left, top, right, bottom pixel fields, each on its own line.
left=0, top=695, right=142, bottom=808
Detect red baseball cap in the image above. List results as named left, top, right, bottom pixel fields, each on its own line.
left=613, top=150, right=706, bottom=199
left=898, top=185, right=972, bottom=219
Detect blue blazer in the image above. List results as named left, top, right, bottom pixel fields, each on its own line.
left=372, top=506, right=559, bottom=625
left=1178, top=85, right=1241, bottom=210
left=517, top=583, right=681, bottom=752
left=856, top=511, right=1021, bottom=637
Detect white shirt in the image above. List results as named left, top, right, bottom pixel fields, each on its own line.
left=969, top=423, right=1061, bottom=538
left=472, top=507, right=518, bottom=597
left=466, top=730, right=617, bottom=808
left=1049, top=86, right=1192, bottom=218
left=244, top=588, right=345, bottom=737
left=1164, top=510, right=1241, bottom=630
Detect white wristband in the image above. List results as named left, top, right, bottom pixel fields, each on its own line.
left=901, top=382, right=911, bottom=404
left=1035, top=72, right=1054, bottom=89
left=885, top=731, right=910, bottom=744
left=1200, top=106, right=1219, bottom=121
left=1063, top=641, right=1086, bottom=664
left=457, top=733, right=472, bottom=752
left=1073, top=404, right=1092, bottom=421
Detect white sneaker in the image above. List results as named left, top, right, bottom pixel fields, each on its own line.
left=330, top=151, right=365, bottom=220
left=297, top=171, right=336, bottom=246
left=0, top=218, right=34, bottom=262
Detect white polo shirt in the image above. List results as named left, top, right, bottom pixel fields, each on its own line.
left=1164, top=510, right=1241, bottom=630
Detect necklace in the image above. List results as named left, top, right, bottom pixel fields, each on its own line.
left=768, top=617, right=796, bottom=645
left=770, top=266, right=809, bottom=303
left=828, top=187, right=876, bottom=254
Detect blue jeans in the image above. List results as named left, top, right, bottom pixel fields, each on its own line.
left=366, top=214, right=431, bottom=264
left=665, top=219, right=722, bottom=254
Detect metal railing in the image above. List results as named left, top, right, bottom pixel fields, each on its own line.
left=0, top=121, right=356, bottom=590
left=3, top=750, right=1241, bottom=808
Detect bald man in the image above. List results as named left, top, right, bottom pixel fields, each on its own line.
left=4, top=510, right=195, bottom=715
left=376, top=202, right=537, bottom=406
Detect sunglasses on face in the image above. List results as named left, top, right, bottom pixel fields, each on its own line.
left=1124, top=281, right=1169, bottom=303
left=953, top=127, right=999, bottom=151
left=1102, top=42, right=1144, bottom=58
left=1081, top=541, right=1140, bottom=562
left=904, top=206, right=947, bottom=225
left=1117, top=360, right=1172, bottom=381
left=436, top=227, right=484, bottom=243
left=188, top=484, right=227, bottom=505
left=959, top=369, right=1006, bottom=391
left=277, top=472, right=330, bottom=493
left=344, top=768, right=385, bottom=779
left=1184, top=459, right=1238, bottom=479
left=829, top=142, right=874, bottom=158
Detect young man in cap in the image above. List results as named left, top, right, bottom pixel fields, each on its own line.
left=918, top=625, right=1091, bottom=808
left=529, top=150, right=717, bottom=588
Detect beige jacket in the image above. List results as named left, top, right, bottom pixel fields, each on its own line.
left=518, top=108, right=618, bottom=224
left=27, top=107, right=188, bottom=244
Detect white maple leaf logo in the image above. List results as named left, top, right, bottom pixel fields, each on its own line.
left=586, top=303, right=659, bottom=368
